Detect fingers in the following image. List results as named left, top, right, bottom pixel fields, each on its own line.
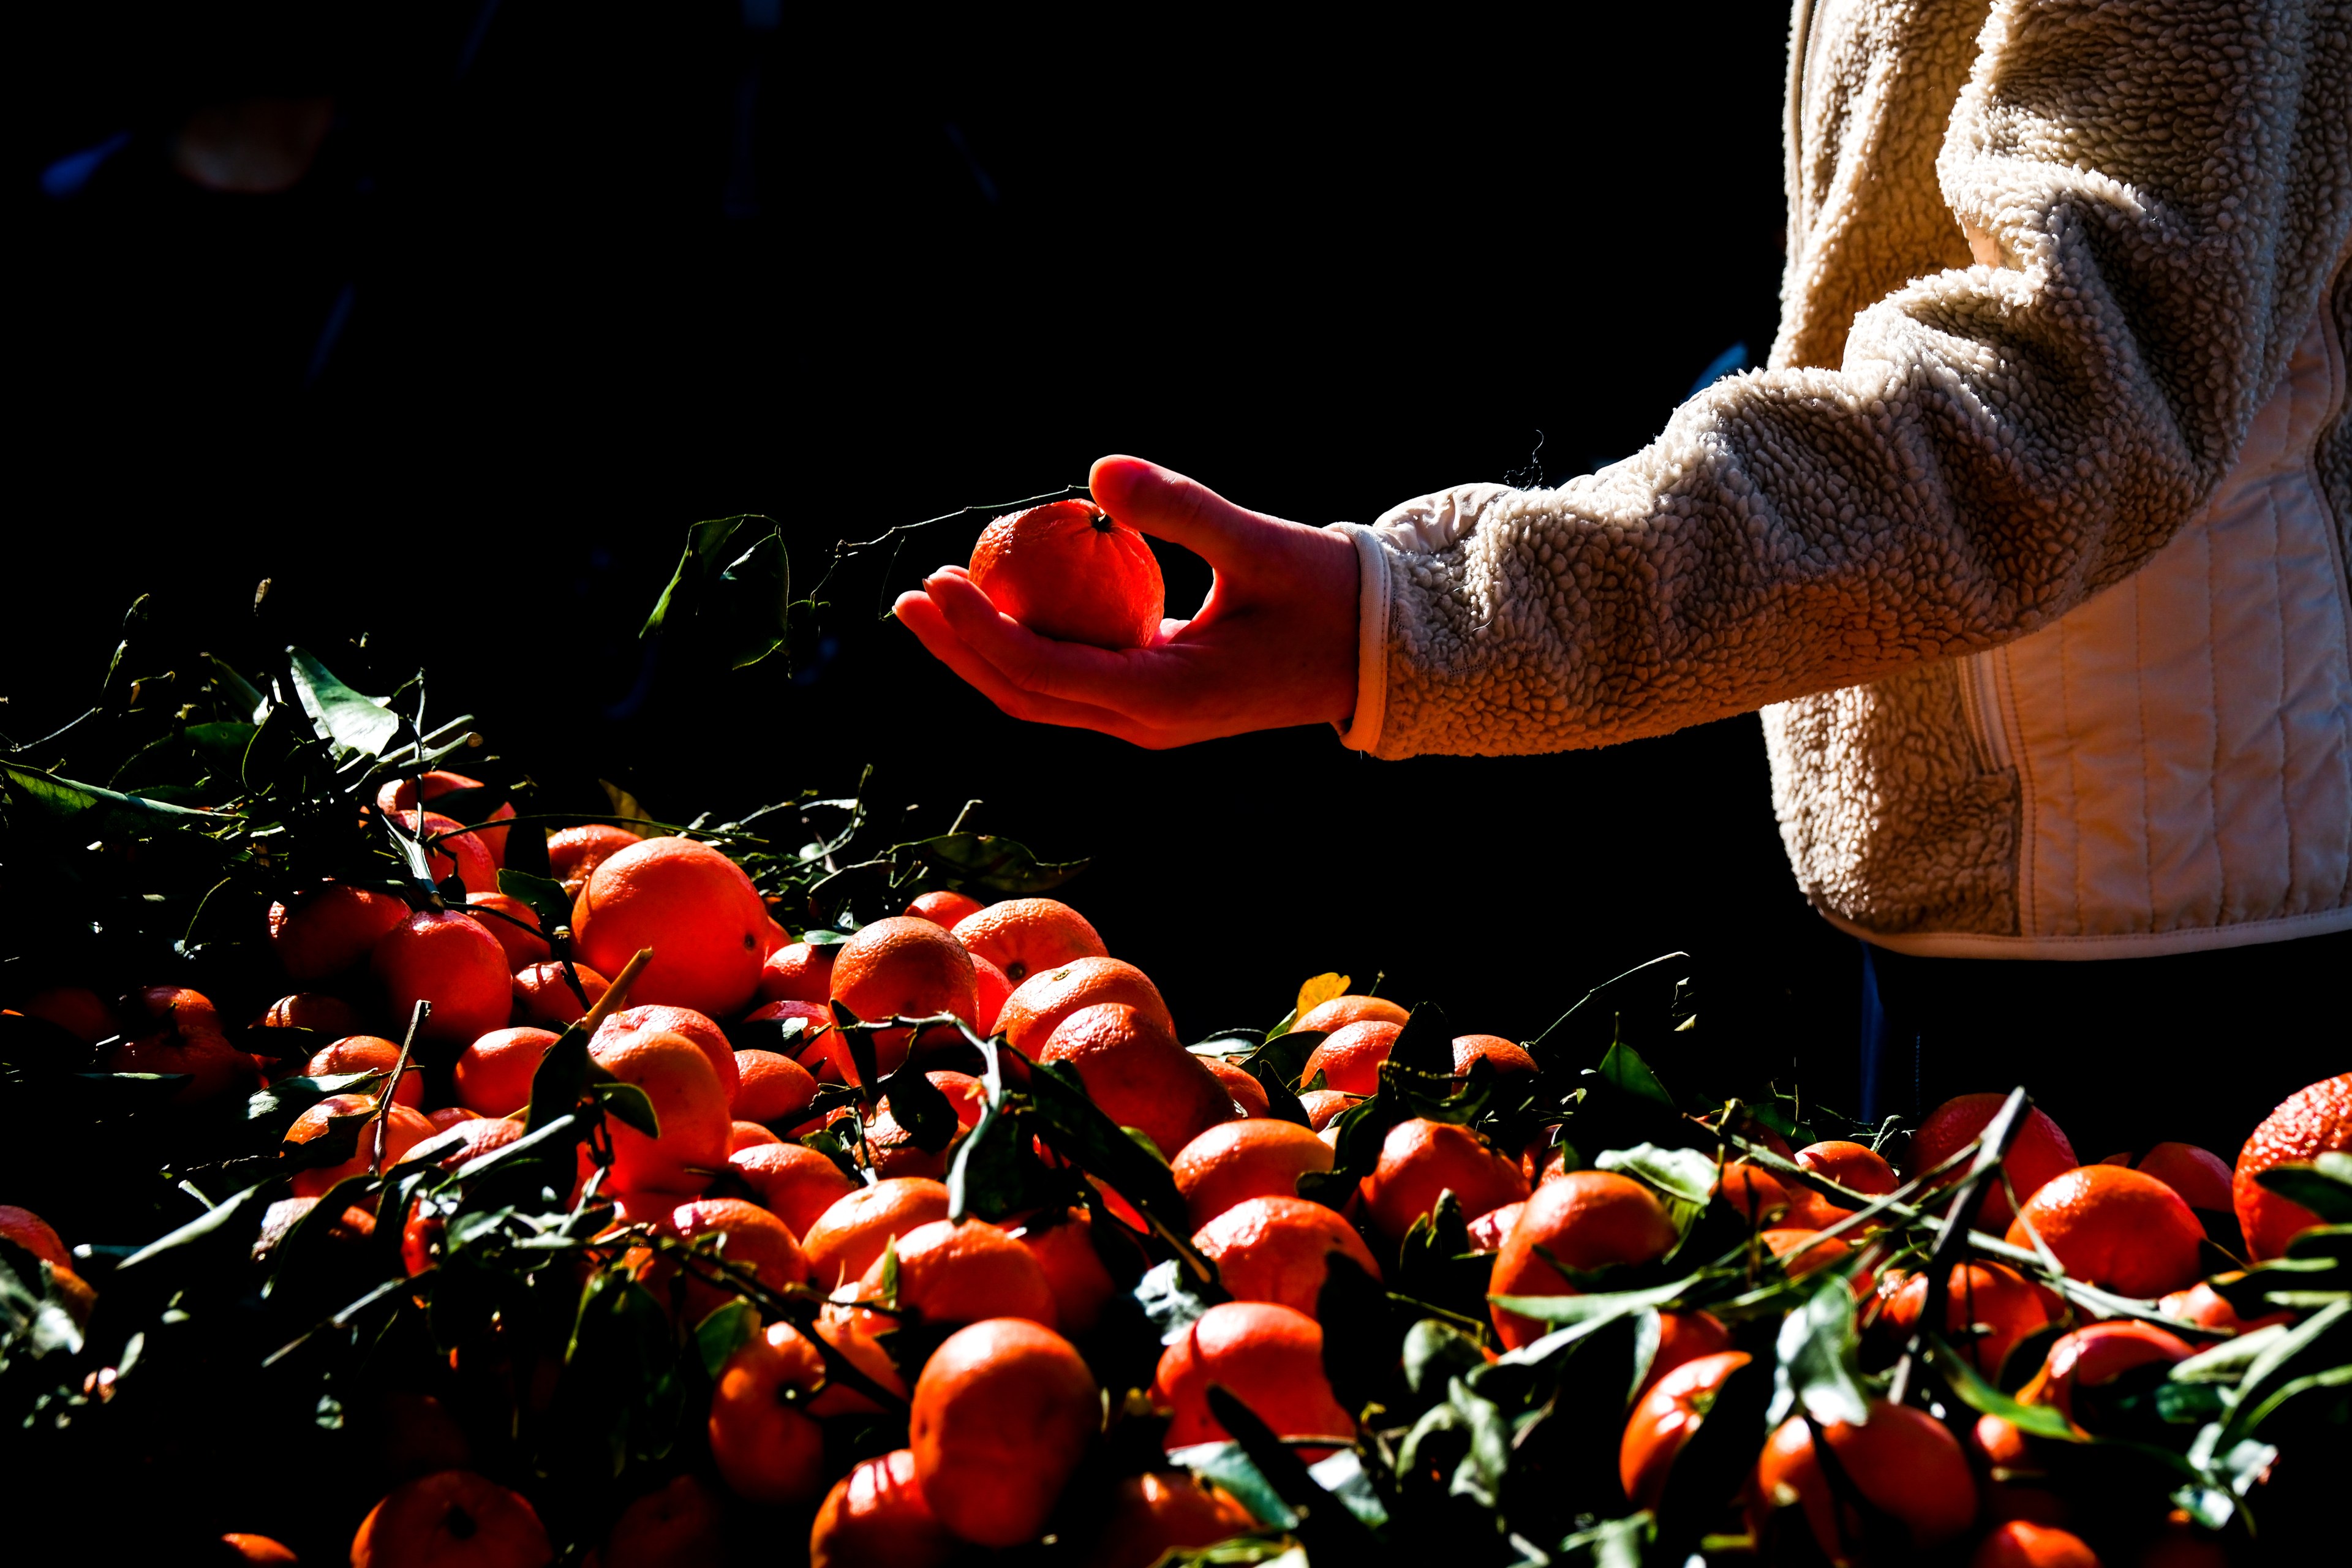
left=1089, top=455, right=1284, bottom=567
left=892, top=591, right=1191, bottom=748
left=920, top=570, right=1182, bottom=714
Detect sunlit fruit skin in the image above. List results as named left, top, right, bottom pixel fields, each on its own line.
left=510, top=960, right=608, bottom=1027
left=1156, top=1299, right=1355, bottom=1451
left=970, top=952, right=1013, bottom=1034
left=595, top=1005, right=739, bottom=1108
left=1468, top=1200, right=1523, bottom=1252
left=455, top=1027, right=560, bottom=1116
left=849, top=1217, right=1057, bottom=1335
left=255, top=991, right=365, bottom=1037
left=2004, top=1165, right=2204, bottom=1298
left=586, top=1028, right=732, bottom=1197
left=1763, top=1227, right=1852, bottom=1279
left=1192, top=1194, right=1382, bottom=1317
left=572, top=837, right=769, bottom=1019
left=1716, top=1160, right=1794, bottom=1226
left=733, top=1049, right=818, bottom=1123
left=287, top=1094, right=437, bottom=1197
left=801, top=1177, right=952, bottom=1289
left=1011, top=1208, right=1120, bottom=1336
left=2156, top=1275, right=2291, bottom=1334
left=1968, top=1518, right=2102, bottom=1568
left=671, top=1196, right=810, bottom=1306
left=1081, top=1472, right=1258, bottom=1568
left=757, top=941, right=837, bottom=1005
left=1359, top=1117, right=1531, bottom=1240
left=372, top=908, right=513, bottom=1045
left=221, top=1533, right=300, bottom=1563
left=394, top=809, right=499, bottom=895
left=1637, top=1310, right=1733, bottom=1398
left=304, top=1035, right=426, bottom=1107
left=969, top=498, right=1166, bottom=649
left=1491, top=1170, right=1681, bottom=1349
left=709, top=1321, right=829, bottom=1505
left=1204, top=1057, right=1269, bottom=1117
left=728, top=1142, right=859, bottom=1237
left=829, top=915, right=981, bottom=1072
left=910, top=1317, right=1101, bottom=1547
left=2234, top=1072, right=2352, bottom=1260
left=2135, top=1141, right=2233, bottom=1212
left=907, top=889, right=986, bottom=929
left=0, top=1205, right=70, bottom=1268
left=809, top=1449, right=961, bottom=1568
left=1451, top=1033, right=1539, bottom=1079
left=1174, top=1118, right=1336, bottom=1229
left=1796, top=1139, right=1898, bottom=1197
left=1041, top=1001, right=1236, bottom=1161
left=377, top=771, right=515, bottom=863
left=993, top=956, right=1174, bottom=1055
left=1300, top=1020, right=1401, bottom=1095
left=2018, top=1319, right=2193, bottom=1423
left=1295, top=994, right=1410, bottom=1035
left=951, top=897, right=1106, bottom=986
left=1621, top=1349, right=1752, bottom=1509
left=350, top=1468, right=553, bottom=1568
left=460, top=891, right=551, bottom=969
left=1912, top=1095, right=2078, bottom=1230
left=1300, top=1088, right=1359, bottom=1131
left=548, top=823, right=643, bottom=895
left=270, top=883, right=410, bottom=981
left=1883, top=1262, right=2051, bottom=1378
left=1749, top=1400, right=1978, bottom=1564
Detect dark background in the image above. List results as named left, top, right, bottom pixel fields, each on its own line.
left=12, top=4, right=1859, bottom=1109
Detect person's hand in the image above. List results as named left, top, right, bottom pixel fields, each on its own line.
left=893, top=456, right=1361, bottom=748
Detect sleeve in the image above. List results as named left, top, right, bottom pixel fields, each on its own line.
left=1340, top=0, right=2350, bottom=761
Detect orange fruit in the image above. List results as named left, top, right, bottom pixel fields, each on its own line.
left=1716, top=1159, right=1793, bottom=1226
left=586, top=1028, right=731, bottom=1196
left=1913, top=1094, right=2078, bottom=1229
left=1299, top=1088, right=1359, bottom=1131
left=269, top=884, right=409, bottom=981
left=756, top=941, right=837, bottom=1005
left=907, top=889, right=986, bottom=929
left=1080, top=1472, right=1256, bottom=1568
left=1883, top=1262, right=2051, bottom=1376
left=1295, top=995, right=1409, bottom=1035
left=1749, top=1400, right=1978, bottom=1562
left=2005, top=1165, right=2203, bottom=1297
left=993, top=956, right=1174, bottom=1055
left=373, top=908, right=512, bottom=1045
left=1969, top=1520, right=2101, bottom=1568
left=733, top=1049, right=818, bottom=1123
left=594, top=1473, right=726, bottom=1568
left=1621, top=1349, right=1752, bottom=1509
left=1452, top=1033, right=1539, bottom=1079
left=1155, top=1299, right=1354, bottom=1450
left=393, top=809, right=499, bottom=897
left=454, top=1027, right=559, bottom=1116
left=709, top=1320, right=830, bottom=1504
left=1490, top=1171, right=1680, bottom=1349
left=729, top=1120, right=783, bottom=1152
left=254, top=991, right=364, bottom=1036
left=350, top=1469, right=552, bottom=1568
left=509, top=961, right=608, bottom=1028
left=829, top=916, right=980, bottom=1071
left=548, top=824, right=643, bottom=895
left=1008, top=1208, right=1120, bottom=1335
left=850, top=1217, right=1057, bottom=1333
left=1299, top=1020, right=1401, bottom=1095
left=254, top=1196, right=377, bottom=1264
left=1042, top=1002, right=1234, bottom=1159
left=910, top=1317, right=1101, bottom=1546
left=105, top=1005, right=255, bottom=1104
left=2233, top=1072, right=2352, bottom=1259
left=398, top=1115, right=519, bottom=1173
left=2018, top=1320, right=2193, bottom=1423
left=1763, top=1228, right=1851, bottom=1278
left=925, top=1070, right=989, bottom=1132
left=1359, top=1117, right=1531, bottom=1240
left=809, top=1449, right=960, bottom=1568
left=572, top=838, right=769, bottom=1019
left=428, top=1105, right=482, bottom=1129
left=377, top=770, right=516, bottom=864
left=287, top=1095, right=436, bottom=1197
left=0, top=1205, right=69, bottom=1268
left=23, top=985, right=114, bottom=1043
left=970, top=952, right=1012, bottom=1034
left=219, top=1534, right=299, bottom=1564
left=802, top=1177, right=952, bottom=1289
left=1796, top=1139, right=1898, bottom=1196
left=1468, top=1200, right=1524, bottom=1252
left=728, top=1143, right=859, bottom=1236
left=1191, top=1194, right=1381, bottom=1317
left=304, top=1035, right=425, bottom=1107
left=1202, top=1058, right=1268, bottom=1117
left=1173, top=1119, right=1335, bottom=1229
left=1638, top=1310, right=1733, bottom=1398
left=951, top=897, right=1106, bottom=986
left=2135, top=1142, right=2233, bottom=1212
left=593, top=1005, right=739, bottom=1107
left=862, top=1104, right=948, bottom=1181
left=2155, top=1276, right=2291, bottom=1334
left=671, top=1196, right=809, bottom=1297
left=969, top=497, right=1165, bottom=649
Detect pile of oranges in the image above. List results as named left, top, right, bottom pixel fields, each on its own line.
left=6, top=787, right=2350, bottom=1568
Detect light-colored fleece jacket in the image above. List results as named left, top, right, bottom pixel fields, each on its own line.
left=1336, top=0, right=2352, bottom=958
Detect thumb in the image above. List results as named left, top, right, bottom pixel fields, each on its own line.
left=1089, top=455, right=1281, bottom=567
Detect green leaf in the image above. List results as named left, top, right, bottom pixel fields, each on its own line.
left=1766, top=1273, right=1869, bottom=1429
left=206, top=654, right=271, bottom=722
left=695, top=1298, right=759, bottom=1378
left=878, top=1058, right=959, bottom=1153
left=526, top=1023, right=595, bottom=1133
left=1, top=761, right=218, bottom=831
left=1403, top=1317, right=1489, bottom=1397
left=1023, top=1053, right=1202, bottom=1269
left=1387, top=1001, right=1454, bottom=1076
left=185, top=721, right=261, bottom=778
left=1169, top=1440, right=1297, bottom=1530
left=1598, top=1144, right=1717, bottom=1211
left=641, top=514, right=793, bottom=671
left=1556, top=1513, right=1653, bottom=1568
left=1596, top=1040, right=1675, bottom=1109
left=1136, top=1258, right=1223, bottom=1346
left=2255, top=1156, right=2352, bottom=1224
left=117, top=1182, right=273, bottom=1270
left=285, top=647, right=401, bottom=759
left=497, top=868, right=574, bottom=933
left=1490, top=1273, right=1701, bottom=1341
left=0, top=1243, right=85, bottom=1358
left=905, top=832, right=1087, bottom=896
left=594, top=1080, right=662, bottom=1138
left=1932, top=1335, right=2084, bottom=1441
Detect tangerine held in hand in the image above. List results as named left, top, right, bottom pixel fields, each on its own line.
left=968, top=498, right=1165, bottom=649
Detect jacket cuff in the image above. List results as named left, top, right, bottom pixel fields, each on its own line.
left=1327, top=522, right=1391, bottom=754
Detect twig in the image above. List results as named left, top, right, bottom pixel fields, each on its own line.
left=371, top=1000, right=430, bottom=1175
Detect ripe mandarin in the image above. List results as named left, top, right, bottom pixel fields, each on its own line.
left=572, top=838, right=769, bottom=1019
left=951, top=897, right=1106, bottom=986
left=1749, top=1400, right=1978, bottom=1562
left=1490, top=1170, right=1680, bottom=1349
left=968, top=498, right=1165, bottom=650
left=2005, top=1166, right=2204, bottom=1298
left=350, top=1469, right=552, bottom=1568
left=1191, top=1194, right=1381, bottom=1317
left=1174, top=1118, right=1335, bottom=1229
left=1359, top=1117, right=1531, bottom=1240
left=1913, top=1095, right=2078, bottom=1230
left=1156, top=1300, right=1354, bottom=1450
left=993, top=956, right=1174, bottom=1055
left=2233, top=1072, right=2352, bottom=1259
left=809, top=1449, right=960, bottom=1568
left=910, top=1317, right=1101, bottom=1547
left=372, top=908, right=511, bottom=1045
left=1042, top=1002, right=1234, bottom=1159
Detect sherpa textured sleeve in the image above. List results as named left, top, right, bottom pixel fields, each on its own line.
left=1334, top=0, right=2351, bottom=760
